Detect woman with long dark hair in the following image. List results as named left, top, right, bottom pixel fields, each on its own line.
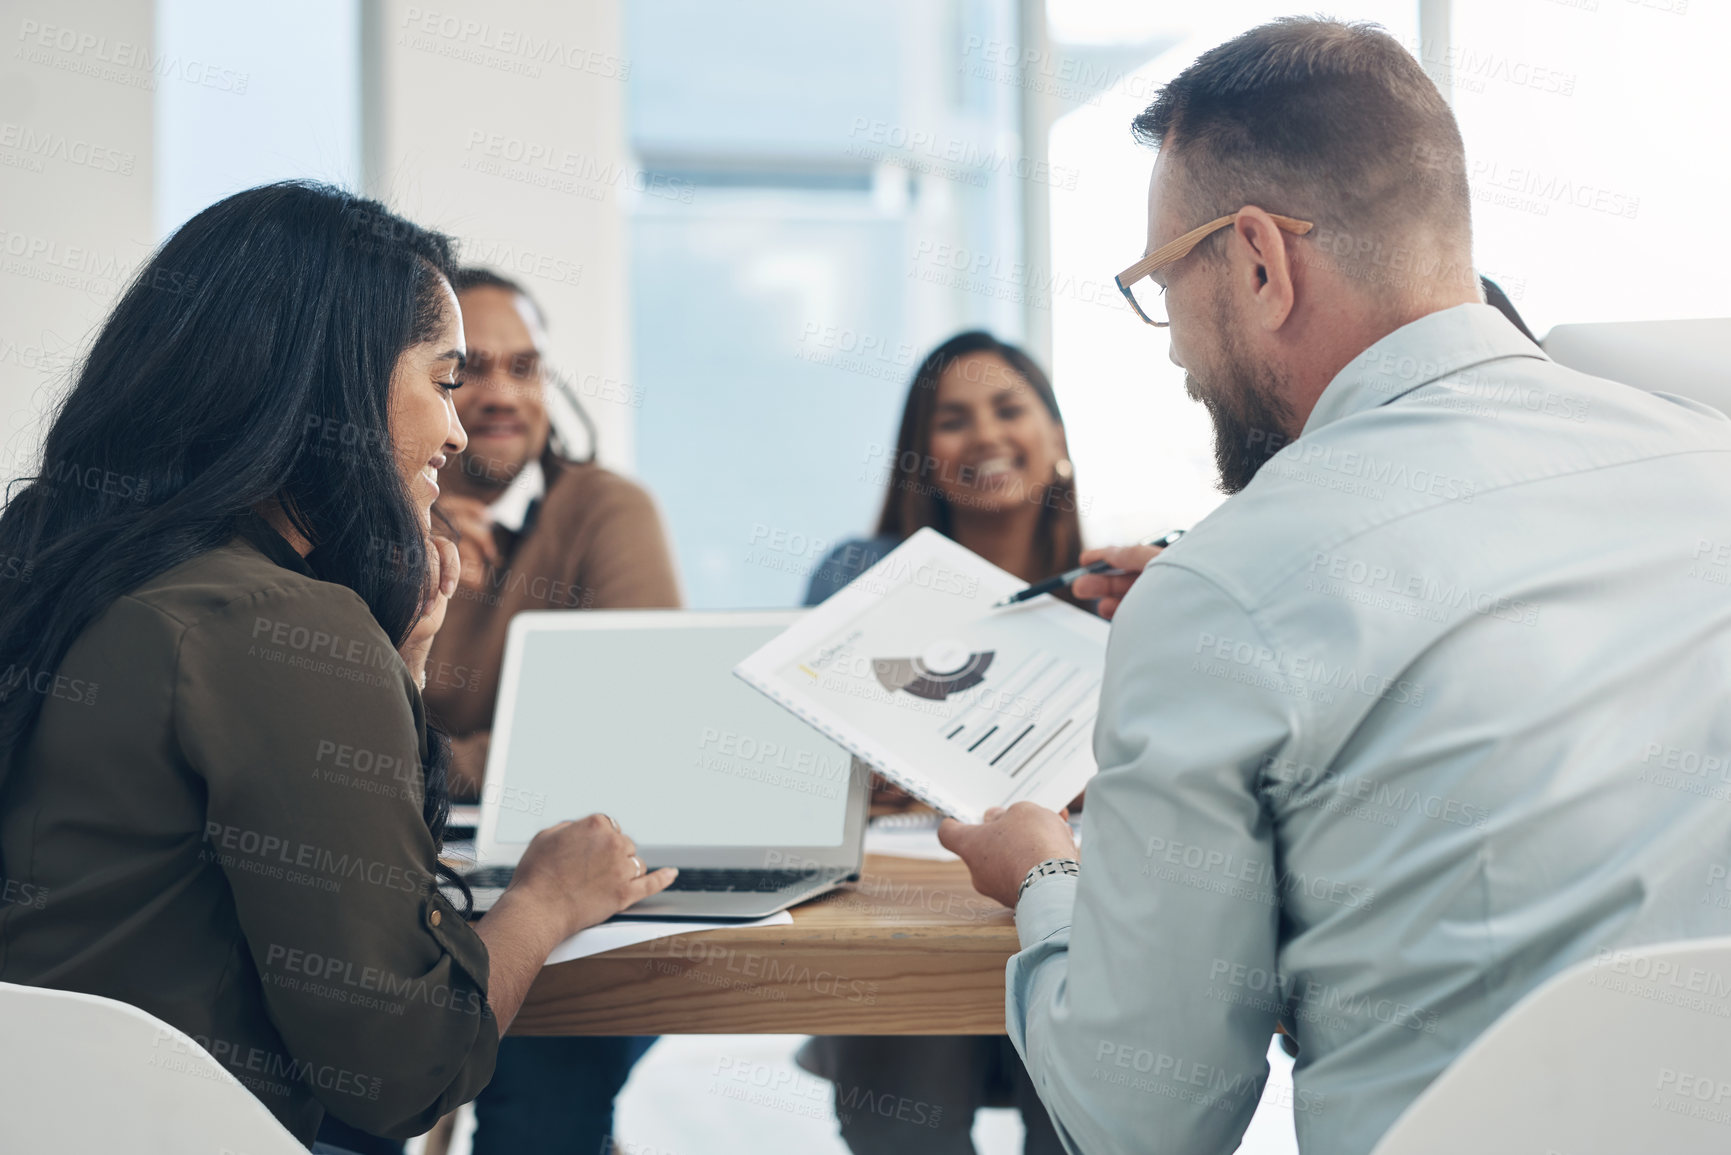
left=809, top=331, right=1083, bottom=605
left=0, top=181, right=673, bottom=1149
left=801, top=330, right=1079, bottom=1155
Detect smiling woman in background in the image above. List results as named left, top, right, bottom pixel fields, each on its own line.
left=808, top=330, right=1083, bottom=606
left=801, top=330, right=1081, bottom=1155
left=0, top=181, right=672, bottom=1153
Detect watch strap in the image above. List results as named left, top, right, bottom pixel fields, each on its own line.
left=1017, top=856, right=1080, bottom=903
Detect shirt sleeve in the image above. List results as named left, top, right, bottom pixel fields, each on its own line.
left=1007, top=563, right=1295, bottom=1154
left=803, top=539, right=888, bottom=607
left=174, top=581, right=499, bottom=1138
left=572, top=476, right=682, bottom=610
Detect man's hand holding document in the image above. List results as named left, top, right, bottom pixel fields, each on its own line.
left=734, top=528, right=1108, bottom=823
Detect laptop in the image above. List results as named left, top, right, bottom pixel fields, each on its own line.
left=459, top=609, right=869, bottom=919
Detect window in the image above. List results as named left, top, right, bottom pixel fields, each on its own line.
left=154, top=0, right=360, bottom=239
left=1450, top=0, right=1730, bottom=332
left=626, top=0, right=1026, bottom=607
left=1044, top=1, right=1421, bottom=545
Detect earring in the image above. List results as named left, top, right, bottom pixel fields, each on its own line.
left=1053, top=458, right=1074, bottom=482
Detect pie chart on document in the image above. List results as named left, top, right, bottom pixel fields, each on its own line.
left=871, top=639, right=996, bottom=701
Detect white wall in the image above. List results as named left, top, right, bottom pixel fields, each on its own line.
left=364, top=0, right=636, bottom=470
left=0, top=0, right=156, bottom=484
left=0, top=0, right=634, bottom=486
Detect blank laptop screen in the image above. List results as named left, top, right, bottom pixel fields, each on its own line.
left=492, top=622, right=851, bottom=848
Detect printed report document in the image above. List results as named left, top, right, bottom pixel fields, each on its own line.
left=734, top=528, right=1109, bottom=823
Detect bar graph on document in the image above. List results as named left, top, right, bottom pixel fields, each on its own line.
left=936, top=650, right=1099, bottom=795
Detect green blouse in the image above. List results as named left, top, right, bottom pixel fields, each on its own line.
left=0, top=516, right=498, bottom=1143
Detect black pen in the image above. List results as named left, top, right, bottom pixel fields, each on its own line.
left=991, top=530, right=1187, bottom=608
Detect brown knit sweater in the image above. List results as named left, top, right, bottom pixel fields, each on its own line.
left=423, top=452, right=681, bottom=795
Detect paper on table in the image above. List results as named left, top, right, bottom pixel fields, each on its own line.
left=864, top=811, right=1084, bottom=862
left=865, top=825, right=960, bottom=861
left=734, top=528, right=1109, bottom=823
left=543, top=910, right=793, bottom=966
left=865, top=811, right=958, bottom=861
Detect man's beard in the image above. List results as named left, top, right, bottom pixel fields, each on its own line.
left=1185, top=328, right=1294, bottom=495
left=457, top=447, right=526, bottom=491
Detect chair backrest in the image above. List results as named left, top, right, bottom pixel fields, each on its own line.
left=1371, top=937, right=1731, bottom=1155
left=0, top=981, right=307, bottom=1155
left=1542, top=318, right=1731, bottom=413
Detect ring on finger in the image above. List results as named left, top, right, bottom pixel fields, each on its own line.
left=629, top=855, right=644, bottom=879
left=605, top=814, right=621, bottom=833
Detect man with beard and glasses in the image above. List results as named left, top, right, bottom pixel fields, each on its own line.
left=934, top=18, right=1731, bottom=1155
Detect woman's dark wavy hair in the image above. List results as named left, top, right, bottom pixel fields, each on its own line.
left=0, top=180, right=470, bottom=907
left=875, top=331, right=1083, bottom=582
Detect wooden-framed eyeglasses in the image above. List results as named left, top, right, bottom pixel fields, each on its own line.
left=1115, top=211, right=1314, bottom=327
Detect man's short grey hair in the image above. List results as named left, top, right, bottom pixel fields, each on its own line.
left=1134, top=18, right=1472, bottom=288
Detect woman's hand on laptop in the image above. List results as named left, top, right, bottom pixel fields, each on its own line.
left=1071, top=543, right=1165, bottom=620
left=474, top=815, right=677, bottom=1031
left=507, top=814, right=679, bottom=937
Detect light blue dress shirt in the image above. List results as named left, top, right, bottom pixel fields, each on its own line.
left=1008, top=303, right=1731, bottom=1155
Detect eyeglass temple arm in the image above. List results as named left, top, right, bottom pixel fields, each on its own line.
left=1117, top=212, right=1315, bottom=284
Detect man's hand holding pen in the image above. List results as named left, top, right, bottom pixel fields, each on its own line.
left=944, top=532, right=1179, bottom=902
left=1071, top=542, right=1167, bottom=620
left=993, top=529, right=1182, bottom=615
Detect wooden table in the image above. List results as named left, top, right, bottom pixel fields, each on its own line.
left=511, top=855, right=1018, bottom=1035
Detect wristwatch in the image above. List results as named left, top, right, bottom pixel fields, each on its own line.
left=1018, top=857, right=1080, bottom=902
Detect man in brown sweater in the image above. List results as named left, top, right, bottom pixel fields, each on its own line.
left=422, top=268, right=680, bottom=1155
left=424, top=270, right=680, bottom=797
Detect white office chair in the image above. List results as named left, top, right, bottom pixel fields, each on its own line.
left=1370, top=937, right=1731, bottom=1155
left=0, top=980, right=306, bottom=1154
left=1542, top=317, right=1731, bottom=413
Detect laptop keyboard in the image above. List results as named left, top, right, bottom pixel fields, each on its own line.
left=462, top=865, right=824, bottom=894
left=664, top=868, right=822, bottom=893
left=465, top=865, right=517, bottom=889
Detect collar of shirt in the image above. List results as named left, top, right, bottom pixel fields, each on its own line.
left=236, top=510, right=319, bottom=579
left=486, top=458, right=546, bottom=534
left=1301, top=302, right=1549, bottom=439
